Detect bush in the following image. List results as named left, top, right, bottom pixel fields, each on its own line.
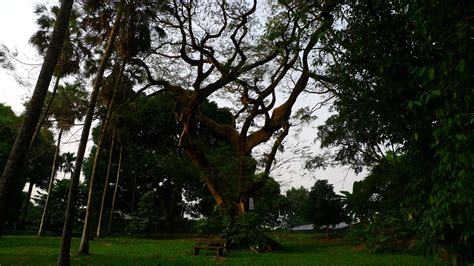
left=223, top=212, right=282, bottom=252
left=194, top=210, right=282, bottom=252
left=347, top=214, right=418, bottom=254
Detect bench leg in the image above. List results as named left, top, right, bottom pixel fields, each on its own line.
left=193, top=247, right=200, bottom=255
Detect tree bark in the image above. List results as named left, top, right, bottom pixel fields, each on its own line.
left=58, top=2, right=124, bottom=264
left=107, top=144, right=123, bottom=234
left=38, top=127, right=63, bottom=236
left=0, top=0, right=73, bottom=237
left=96, top=128, right=116, bottom=238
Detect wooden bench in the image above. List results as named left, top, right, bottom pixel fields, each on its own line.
left=193, top=238, right=225, bottom=257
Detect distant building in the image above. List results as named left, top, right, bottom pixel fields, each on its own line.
left=290, top=222, right=349, bottom=231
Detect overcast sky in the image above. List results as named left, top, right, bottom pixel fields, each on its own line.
left=0, top=1, right=365, bottom=194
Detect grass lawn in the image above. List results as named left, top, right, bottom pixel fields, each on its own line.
left=0, top=233, right=446, bottom=265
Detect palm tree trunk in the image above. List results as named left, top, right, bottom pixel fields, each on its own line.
left=96, top=128, right=116, bottom=238
left=29, top=74, right=61, bottom=151
left=38, top=127, right=63, bottom=236
left=58, top=2, right=125, bottom=264
left=0, top=0, right=73, bottom=238
left=79, top=57, right=126, bottom=254
left=107, top=144, right=123, bottom=234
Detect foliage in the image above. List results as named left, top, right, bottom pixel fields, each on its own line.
left=347, top=214, right=418, bottom=255
left=193, top=208, right=227, bottom=236
left=0, top=103, right=55, bottom=227
left=341, top=153, right=414, bottom=223
left=34, top=179, right=87, bottom=234
left=125, top=191, right=162, bottom=234
left=0, top=43, right=16, bottom=71
left=252, top=176, right=287, bottom=229
left=318, top=0, right=474, bottom=261
left=46, top=82, right=88, bottom=130
left=306, top=180, right=345, bottom=231
left=83, top=95, right=236, bottom=233
left=222, top=212, right=281, bottom=252
left=0, top=104, right=21, bottom=168
left=280, top=186, right=310, bottom=228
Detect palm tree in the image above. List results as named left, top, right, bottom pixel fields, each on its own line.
left=59, top=152, right=76, bottom=178
left=81, top=58, right=126, bottom=247
left=0, top=0, right=74, bottom=237
left=80, top=0, right=155, bottom=248
left=37, top=83, right=87, bottom=236
left=28, top=3, right=84, bottom=150
left=58, top=1, right=126, bottom=263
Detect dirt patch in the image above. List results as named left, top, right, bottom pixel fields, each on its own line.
left=353, top=243, right=365, bottom=251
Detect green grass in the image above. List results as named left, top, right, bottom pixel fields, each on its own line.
left=0, top=233, right=446, bottom=265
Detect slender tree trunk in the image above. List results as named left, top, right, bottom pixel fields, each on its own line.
left=29, top=74, right=61, bottom=151
left=21, top=182, right=34, bottom=226
left=79, top=57, right=125, bottom=254
left=0, top=0, right=73, bottom=238
left=107, top=144, right=123, bottom=234
left=38, top=127, right=63, bottom=236
left=58, top=2, right=124, bottom=264
left=96, top=128, right=116, bottom=238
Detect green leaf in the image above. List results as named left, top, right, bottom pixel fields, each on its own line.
left=416, top=66, right=426, bottom=77
left=455, top=134, right=467, bottom=141
left=427, top=68, right=435, bottom=80
left=457, top=59, right=465, bottom=73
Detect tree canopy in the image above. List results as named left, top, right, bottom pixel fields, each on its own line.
left=317, top=0, right=473, bottom=261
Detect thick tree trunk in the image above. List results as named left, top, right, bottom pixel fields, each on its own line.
left=107, top=144, right=123, bottom=234
left=79, top=57, right=125, bottom=254
left=96, top=129, right=116, bottom=238
left=0, top=0, right=73, bottom=237
left=38, top=127, right=63, bottom=236
left=58, top=2, right=124, bottom=264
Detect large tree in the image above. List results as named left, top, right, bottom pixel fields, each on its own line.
left=132, top=0, right=341, bottom=219
left=0, top=0, right=74, bottom=237
left=317, top=0, right=473, bottom=262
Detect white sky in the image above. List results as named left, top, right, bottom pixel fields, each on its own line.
left=0, top=1, right=364, bottom=194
